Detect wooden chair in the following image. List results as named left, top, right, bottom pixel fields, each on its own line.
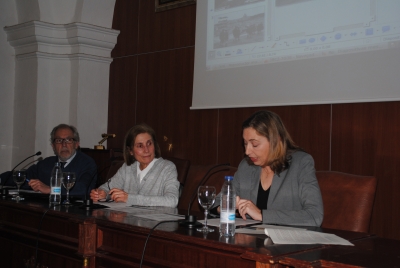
left=178, top=164, right=237, bottom=213
left=164, top=156, right=191, bottom=197
left=101, top=159, right=124, bottom=186
left=109, top=148, right=124, bottom=161
left=164, top=157, right=190, bottom=185
left=93, top=148, right=124, bottom=187
left=316, top=171, right=377, bottom=233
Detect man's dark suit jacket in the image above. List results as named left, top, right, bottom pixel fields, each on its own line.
left=1, top=150, right=97, bottom=198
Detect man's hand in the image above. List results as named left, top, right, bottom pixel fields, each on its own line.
left=28, top=179, right=50, bottom=194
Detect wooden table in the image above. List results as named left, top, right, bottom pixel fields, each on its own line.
left=279, top=236, right=400, bottom=267
left=0, top=197, right=383, bottom=268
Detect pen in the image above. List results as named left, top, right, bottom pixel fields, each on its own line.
left=26, top=179, right=30, bottom=182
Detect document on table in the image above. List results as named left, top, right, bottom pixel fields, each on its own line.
left=102, top=203, right=183, bottom=221
left=9, top=189, right=43, bottom=194
left=206, top=218, right=261, bottom=228
left=104, top=202, right=157, bottom=213
left=135, top=213, right=184, bottom=221
left=264, top=228, right=354, bottom=246
left=235, top=224, right=305, bottom=234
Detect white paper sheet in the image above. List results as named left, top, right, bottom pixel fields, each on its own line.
left=206, top=218, right=261, bottom=227
left=135, top=213, right=184, bottom=221
left=235, top=224, right=305, bottom=234
left=265, top=228, right=354, bottom=246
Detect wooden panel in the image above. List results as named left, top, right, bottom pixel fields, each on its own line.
left=331, top=101, right=400, bottom=239
left=107, top=56, right=138, bottom=149
left=138, top=0, right=196, bottom=53
left=218, top=105, right=331, bottom=170
left=111, top=0, right=139, bottom=58
left=135, top=47, right=220, bottom=164
left=109, top=0, right=400, bottom=240
left=0, top=202, right=89, bottom=268
left=279, top=236, right=400, bottom=268
left=268, top=105, right=331, bottom=171
left=96, top=225, right=255, bottom=268
left=1, top=193, right=391, bottom=268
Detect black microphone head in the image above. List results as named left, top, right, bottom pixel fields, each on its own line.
left=36, top=151, right=42, bottom=156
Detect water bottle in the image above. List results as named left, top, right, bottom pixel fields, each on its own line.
left=220, top=176, right=236, bottom=237
left=49, top=162, right=62, bottom=205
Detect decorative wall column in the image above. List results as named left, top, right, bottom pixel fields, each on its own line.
left=4, top=0, right=119, bottom=163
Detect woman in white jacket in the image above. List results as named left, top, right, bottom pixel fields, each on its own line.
left=90, top=124, right=179, bottom=208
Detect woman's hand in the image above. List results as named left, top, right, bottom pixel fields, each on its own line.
left=109, top=188, right=128, bottom=203
left=236, top=196, right=262, bottom=221
left=28, top=179, right=50, bottom=194
left=90, top=188, right=107, bottom=202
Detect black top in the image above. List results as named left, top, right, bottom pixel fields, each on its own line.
left=210, top=181, right=271, bottom=216
left=256, top=180, right=270, bottom=210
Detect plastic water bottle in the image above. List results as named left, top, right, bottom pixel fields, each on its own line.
left=220, top=176, right=236, bottom=237
left=49, top=162, right=62, bottom=205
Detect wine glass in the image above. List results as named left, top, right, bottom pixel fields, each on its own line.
left=197, top=186, right=216, bottom=233
left=62, top=172, right=76, bottom=205
left=12, top=170, right=26, bottom=201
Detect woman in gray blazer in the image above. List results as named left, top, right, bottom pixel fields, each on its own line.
left=216, top=110, right=323, bottom=226
left=90, top=124, right=180, bottom=208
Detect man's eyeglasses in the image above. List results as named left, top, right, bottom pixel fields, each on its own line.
left=53, top=138, right=75, bottom=144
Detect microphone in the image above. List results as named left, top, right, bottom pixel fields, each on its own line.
left=79, top=168, right=98, bottom=209
left=1, top=151, right=41, bottom=197
left=94, top=133, right=116, bottom=150
left=180, top=163, right=230, bottom=229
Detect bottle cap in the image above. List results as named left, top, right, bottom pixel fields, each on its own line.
left=224, top=176, right=233, bottom=181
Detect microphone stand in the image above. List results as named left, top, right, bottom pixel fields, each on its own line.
left=180, top=163, right=230, bottom=228
left=1, top=151, right=41, bottom=197
left=79, top=157, right=117, bottom=210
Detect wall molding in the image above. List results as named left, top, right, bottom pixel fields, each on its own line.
left=5, top=21, right=119, bottom=57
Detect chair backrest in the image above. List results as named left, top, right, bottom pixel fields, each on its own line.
left=109, top=148, right=124, bottom=160
left=178, top=164, right=237, bottom=213
left=164, top=156, right=191, bottom=185
left=316, top=171, right=377, bottom=233
left=164, top=156, right=191, bottom=198
left=100, top=160, right=124, bottom=186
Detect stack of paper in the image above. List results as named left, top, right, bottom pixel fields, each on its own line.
left=264, top=227, right=353, bottom=245
left=236, top=225, right=353, bottom=246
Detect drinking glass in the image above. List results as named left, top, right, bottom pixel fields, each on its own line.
left=12, top=170, right=26, bottom=201
left=62, top=172, right=76, bottom=205
left=197, top=186, right=216, bottom=232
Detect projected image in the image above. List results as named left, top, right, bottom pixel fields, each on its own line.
left=215, top=0, right=265, bottom=12
left=193, top=0, right=400, bottom=110
left=275, top=0, right=312, bottom=7
left=213, top=8, right=265, bottom=49
left=205, top=0, right=400, bottom=70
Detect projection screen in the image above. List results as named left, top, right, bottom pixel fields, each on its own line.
left=191, top=0, right=400, bottom=109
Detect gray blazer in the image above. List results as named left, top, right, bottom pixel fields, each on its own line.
left=216, top=151, right=323, bottom=226
left=99, top=158, right=179, bottom=208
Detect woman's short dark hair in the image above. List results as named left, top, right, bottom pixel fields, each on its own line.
left=242, top=110, right=300, bottom=173
left=123, top=123, right=161, bottom=165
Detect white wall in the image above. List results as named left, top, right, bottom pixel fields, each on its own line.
left=0, top=0, right=118, bottom=172
left=0, top=0, right=17, bottom=172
